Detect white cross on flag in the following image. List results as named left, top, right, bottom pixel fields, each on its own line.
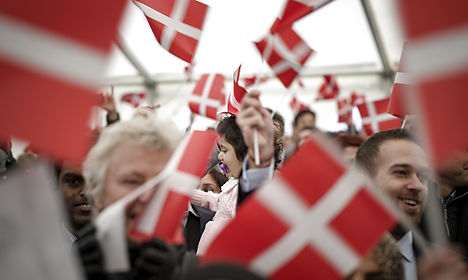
left=0, top=0, right=127, bottom=164
left=317, top=74, right=339, bottom=100
left=397, top=0, right=468, bottom=165
left=387, top=44, right=414, bottom=119
left=133, top=0, right=209, bottom=64
left=96, top=130, right=218, bottom=272
left=189, top=74, right=226, bottom=120
left=290, top=94, right=310, bottom=116
left=255, top=25, right=315, bottom=88
left=271, top=0, right=334, bottom=34
left=121, top=92, right=146, bottom=108
left=201, top=135, right=397, bottom=280
left=357, top=98, right=401, bottom=137
left=226, top=65, right=248, bottom=115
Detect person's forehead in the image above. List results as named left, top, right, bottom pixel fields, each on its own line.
left=377, top=139, right=428, bottom=170
left=108, top=142, right=171, bottom=170
left=298, top=113, right=314, bottom=122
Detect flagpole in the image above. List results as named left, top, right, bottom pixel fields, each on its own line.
left=401, top=114, right=408, bottom=129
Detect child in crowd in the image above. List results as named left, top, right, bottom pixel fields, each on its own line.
left=195, top=115, right=247, bottom=256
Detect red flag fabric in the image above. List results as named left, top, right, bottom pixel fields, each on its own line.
left=357, top=98, right=401, bottom=137
left=387, top=44, right=414, bottom=119
left=255, top=25, right=314, bottom=88
left=337, top=98, right=352, bottom=124
left=350, top=92, right=366, bottom=106
left=226, top=65, right=248, bottom=115
left=243, top=76, right=268, bottom=88
left=0, top=0, right=127, bottom=164
left=133, top=0, right=209, bottom=63
left=121, top=93, right=146, bottom=108
left=130, top=130, right=218, bottom=243
left=189, top=74, right=226, bottom=120
left=290, top=94, right=310, bottom=116
left=397, top=0, right=468, bottom=165
left=317, top=74, right=339, bottom=100
left=271, top=0, right=334, bottom=34
left=202, top=136, right=397, bottom=280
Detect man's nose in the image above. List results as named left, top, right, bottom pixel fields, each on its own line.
left=407, top=173, right=424, bottom=191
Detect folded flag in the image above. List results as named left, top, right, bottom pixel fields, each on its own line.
left=133, top=0, right=209, bottom=63
left=226, top=65, right=248, bottom=115
left=202, top=134, right=397, bottom=280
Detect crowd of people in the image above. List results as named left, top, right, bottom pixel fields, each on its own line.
left=1, top=89, right=467, bottom=280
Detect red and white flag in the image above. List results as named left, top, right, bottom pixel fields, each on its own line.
left=0, top=0, right=127, bottom=164
left=189, top=73, right=226, bottom=120
left=397, top=0, right=468, bottom=165
left=255, top=25, right=315, bottom=88
left=271, top=0, right=334, bottom=34
left=133, top=0, right=209, bottom=64
left=317, top=74, right=339, bottom=100
left=121, top=93, right=146, bottom=108
left=350, top=92, right=366, bottom=106
left=226, top=65, right=248, bottom=115
left=202, top=135, right=397, bottom=280
left=337, top=98, right=352, bottom=124
left=290, top=94, right=310, bottom=116
left=387, top=44, right=414, bottom=119
left=357, top=98, right=401, bottom=137
left=96, top=130, right=218, bottom=272
left=243, top=76, right=268, bottom=88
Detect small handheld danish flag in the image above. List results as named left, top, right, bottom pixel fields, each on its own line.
left=255, top=24, right=315, bottom=88
left=243, top=76, right=268, bottom=88
left=189, top=73, right=226, bottom=120
left=121, top=93, right=146, bottom=108
left=271, top=0, right=334, bottom=34
left=396, top=0, right=468, bottom=165
left=202, top=134, right=397, bottom=280
left=133, top=0, right=209, bottom=63
left=357, top=98, right=401, bottom=137
left=96, top=130, right=218, bottom=272
left=317, top=75, right=339, bottom=100
left=226, top=65, right=248, bottom=115
left=290, top=94, right=310, bottom=116
left=337, top=98, right=352, bottom=124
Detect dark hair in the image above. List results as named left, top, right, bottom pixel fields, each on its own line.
left=293, top=109, right=316, bottom=127
left=208, top=167, right=228, bottom=188
left=266, top=108, right=285, bottom=169
left=216, top=115, right=248, bottom=161
left=355, top=129, right=417, bottom=176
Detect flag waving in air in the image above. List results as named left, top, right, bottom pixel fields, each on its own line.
left=0, top=0, right=127, bottom=164
left=133, top=0, right=209, bottom=63
left=226, top=65, right=248, bottom=115
left=255, top=25, right=315, bottom=88
left=317, top=74, right=339, bottom=100
left=290, top=94, right=310, bottom=116
left=189, top=73, right=226, bottom=120
left=95, top=130, right=218, bottom=272
left=357, top=98, right=401, bottom=137
left=202, top=134, right=397, bottom=280
left=121, top=92, right=146, bottom=108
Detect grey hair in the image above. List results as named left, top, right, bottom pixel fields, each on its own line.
left=83, top=117, right=182, bottom=202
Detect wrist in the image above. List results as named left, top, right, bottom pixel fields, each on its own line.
left=247, top=151, right=274, bottom=168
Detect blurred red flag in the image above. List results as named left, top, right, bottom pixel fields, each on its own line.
left=255, top=24, right=314, bottom=88
left=0, top=0, right=127, bottom=164
left=290, top=94, right=310, bottom=116
left=337, top=98, right=352, bottom=124
left=130, top=130, right=218, bottom=243
left=121, top=93, right=146, bottom=108
left=397, top=0, right=468, bottom=165
left=189, top=73, right=226, bottom=120
left=226, top=65, right=248, bottom=115
left=357, top=98, right=401, bottom=137
left=271, top=0, right=334, bottom=34
left=317, top=75, right=339, bottom=100
left=202, top=136, right=397, bottom=280
left=133, top=0, right=209, bottom=63
left=243, top=76, right=268, bottom=88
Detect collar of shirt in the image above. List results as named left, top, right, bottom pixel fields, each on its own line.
left=397, top=231, right=414, bottom=263
left=62, top=223, right=77, bottom=247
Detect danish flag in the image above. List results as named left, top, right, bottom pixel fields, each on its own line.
left=202, top=135, right=397, bottom=280
left=96, top=130, right=218, bottom=272
left=290, top=94, right=310, bottom=116
left=271, top=0, right=334, bottom=34
left=243, top=76, right=268, bottom=88
left=0, top=0, right=127, bottom=164
left=337, top=98, right=352, bottom=124
left=226, top=65, right=248, bottom=115
left=121, top=92, right=146, bottom=108
left=189, top=73, right=226, bottom=120
left=357, top=98, right=401, bottom=137
left=350, top=92, right=366, bottom=106
left=387, top=44, right=414, bottom=119
left=397, top=0, right=468, bottom=165
left=255, top=25, right=314, bottom=88
left=133, top=0, right=209, bottom=63
left=317, top=74, right=339, bottom=100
